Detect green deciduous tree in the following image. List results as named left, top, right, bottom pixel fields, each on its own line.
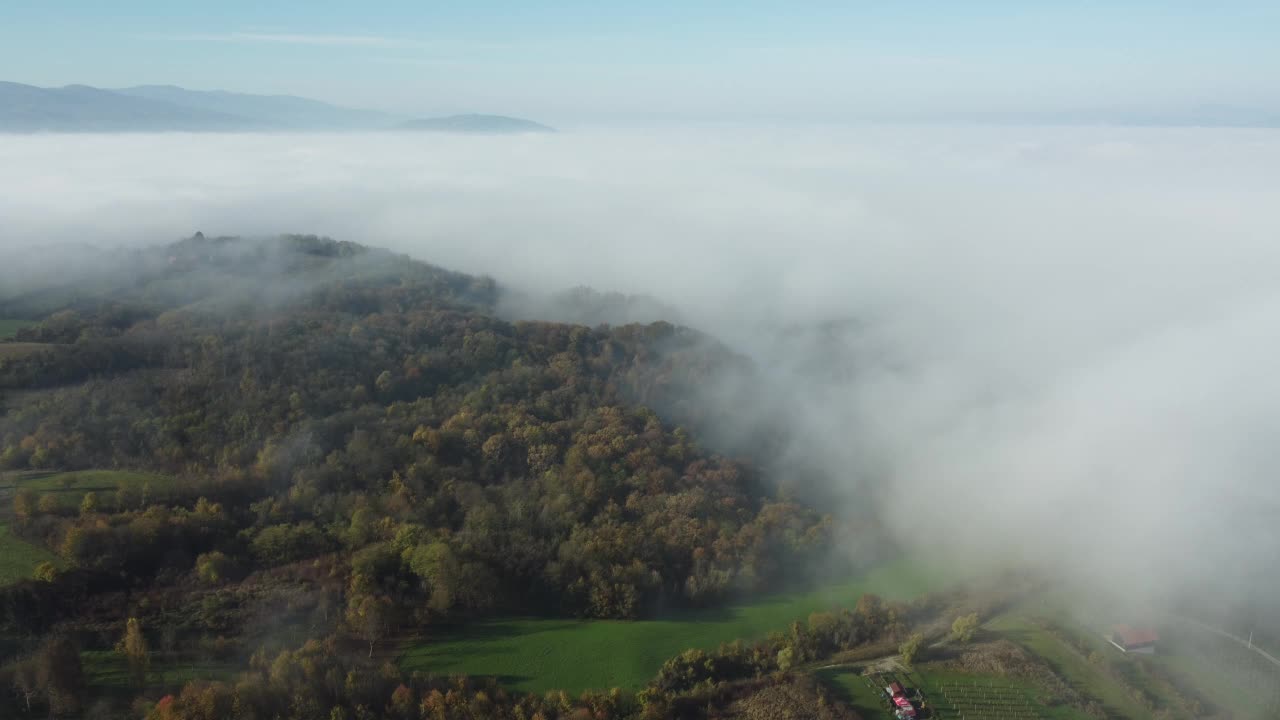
left=950, top=612, right=979, bottom=643
left=899, top=632, right=924, bottom=667
left=79, top=491, right=99, bottom=515
left=195, top=551, right=237, bottom=585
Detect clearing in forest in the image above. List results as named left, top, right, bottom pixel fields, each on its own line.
left=2, top=470, right=172, bottom=509
left=399, top=556, right=951, bottom=694
left=81, top=650, right=238, bottom=692
left=0, top=319, right=32, bottom=340
left=0, top=342, right=49, bottom=359
left=0, top=522, right=62, bottom=585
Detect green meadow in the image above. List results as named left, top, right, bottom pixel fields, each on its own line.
left=0, top=319, right=32, bottom=339
left=814, top=666, right=896, bottom=718
left=12, top=469, right=169, bottom=493
left=400, top=555, right=951, bottom=694
left=82, top=650, right=238, bottom=690
left=912, top=667, right=1087, bottom=720
left=0, top=522, right=62, bottom=585
left=1149, top=629, right=1280, bottom=719
left=986, top=613, right=1155, bottom=720
left=3, top=469, right=172, bottom=509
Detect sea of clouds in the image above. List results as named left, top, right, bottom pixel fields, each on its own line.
left=3, top=125, right=1279, bottom=610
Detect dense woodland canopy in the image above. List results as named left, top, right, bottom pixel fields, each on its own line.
left=0, top=235, right=893, bottom=718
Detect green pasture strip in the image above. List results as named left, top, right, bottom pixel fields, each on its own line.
left=1150, top=628, right=1280, bottom=719
left=815, top=666, right=893, bottom=719
left=400, top=555, right=952, bottom=694
left=0, top=319, right=32, bottom=339
left=0, top=522, right=62, bottom=585
left=2, top=470, right=173, bottom=509
left=82, top=650, right=238, bottom=690
left=10, top=469, right=170, bottom=492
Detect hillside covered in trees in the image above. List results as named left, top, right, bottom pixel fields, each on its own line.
left=0, top=235, right=874, bottom=717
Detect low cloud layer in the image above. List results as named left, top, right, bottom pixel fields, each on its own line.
left=3, top=126, right=1280, bottom=612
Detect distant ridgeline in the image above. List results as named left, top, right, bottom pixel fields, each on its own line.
left=398, top=113, right=555, bottom=134
left=0, top=81, right=553, bottom=133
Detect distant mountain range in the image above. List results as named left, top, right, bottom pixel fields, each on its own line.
left=0, top=81, right=555, bottom=133
left=0, top=82, right=253, bottom=132
left=399, top=113, right=554, bottom=134
left=4, top=79, right=1276, bottom=131
left=115, top=85, right=395, bottom=129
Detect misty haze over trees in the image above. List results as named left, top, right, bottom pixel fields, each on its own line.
left=1, top=217, right=1278, bottom=718
left=3, top=2, right=1280, bottom=711
left=0, top=111, right=1276, bottom=720
left=0, top=234, right=861, bottom=717
left=1, top=234, right=837, bottom=619
left=2, top=120, right=1280, bottom=718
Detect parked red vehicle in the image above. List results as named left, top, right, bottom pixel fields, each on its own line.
left=884, top=682, right=917, bottom=719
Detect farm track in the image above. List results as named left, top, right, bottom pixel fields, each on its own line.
left=1166, top=614, right=1280, bottom=670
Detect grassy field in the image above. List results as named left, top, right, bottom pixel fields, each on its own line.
left=1150, top=628, right=1280, bottom=719
left=914, top=667, right=1087, bottom=720
left=977, top=600, right=1280, bottom=720
left=0, top=319, right=32, bottom=339
left=400, top=556, right=953, bottom=694
left=8, top=469, right=169, bottom=493
left=815, top=666, right=893, bottom=718
left=0, top=342, right=50, bottom=359
left=986, top=613, right=1152, bottom=720
left=1051, top=620, right=1202, bottom=718
left=0, top=522, right=62, bottom=585
left=82, top=650, right=238, bottom=690
left=817, top=665, right=1087, bottom=720
left=1, top=469, right=172, bottom=509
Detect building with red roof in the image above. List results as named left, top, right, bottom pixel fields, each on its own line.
left=1109, top=625, right=1159, bottom=654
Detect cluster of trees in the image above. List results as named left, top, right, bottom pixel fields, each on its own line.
left=0, top=635, right=85, bottom=717
left=0, top=235, right=860, bottom=715
left=125, top=588, right=976, bottom=720
left=142, top=638, right=643, bottom=720
left=0, top=572, right=996, bottom=719
left=2, top=235, right=835, bottom=626
left=77, top=592, right=912, bottom=720
left=650, top=591, right=939, bottom=696
left=2, top=623, right=867, bottom=719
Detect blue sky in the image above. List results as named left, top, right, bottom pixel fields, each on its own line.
left=3, top=1, right=1277, bottom=121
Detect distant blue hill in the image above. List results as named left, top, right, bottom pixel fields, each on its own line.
left=398, top=113, right=555, bottom=134
left=0, top=81, right=555, bottom=133
left=114, top=85, right=399, bottom=130
left=0, top=81, right=258, bottom=132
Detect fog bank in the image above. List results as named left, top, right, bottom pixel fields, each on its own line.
left=3, top=126, right=1280, bottom=610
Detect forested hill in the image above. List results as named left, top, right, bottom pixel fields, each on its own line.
left=0, top=236, right=834, bottom=644
left=0, top=233, right=496, bottom=318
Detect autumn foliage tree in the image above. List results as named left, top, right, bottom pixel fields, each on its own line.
left=117, top=617, right=150, bottom=685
